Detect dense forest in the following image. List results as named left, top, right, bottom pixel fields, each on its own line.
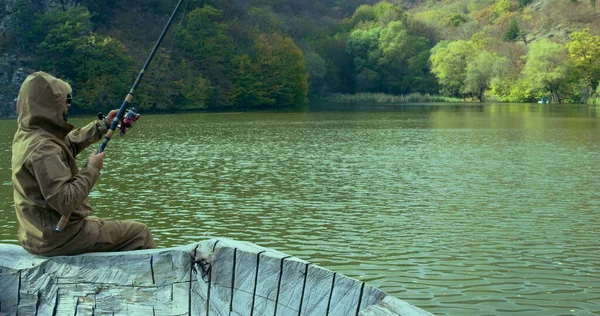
left=1, top=0, right=600, bottom=114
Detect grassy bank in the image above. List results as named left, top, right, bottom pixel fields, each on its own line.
left=325, top=93, right=464, bottom=103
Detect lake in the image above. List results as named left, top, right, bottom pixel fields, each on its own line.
left=1, top=103, right=598, bottom=315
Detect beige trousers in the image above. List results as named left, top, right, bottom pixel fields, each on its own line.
left=39, top=217, right=156, bottom=256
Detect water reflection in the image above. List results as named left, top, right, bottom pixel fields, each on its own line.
left=0, top=104, right=599, bottom=315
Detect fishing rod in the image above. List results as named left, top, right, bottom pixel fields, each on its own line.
left=55, top=0, right=185, bottom=232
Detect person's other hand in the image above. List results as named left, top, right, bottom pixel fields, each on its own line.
left=88, top=149, right=106, bottom=170
left=105, top=109, right=120, bottom=127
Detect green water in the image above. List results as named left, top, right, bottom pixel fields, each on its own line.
left=1, top=103, right=599, bottom=315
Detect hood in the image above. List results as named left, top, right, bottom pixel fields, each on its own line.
left=16, top=71, right=74, bottom=137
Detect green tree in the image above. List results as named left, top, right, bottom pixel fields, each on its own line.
left=517, top=0, right=533, bottom=8
left=463, top=51, right=509, bottom=101
left=255, top=34, right=308, bottom=106
left=230, top=54, right=272, bottom=107
left=503, top=19, right=521, bottom=42
left=178, top=74, right=214, bottom=110
left=351, top=4, right=376, bottom=26
left=566, top=28, right=600, bottom=101
left=304, top=52, right=328, bottom=96
left=36, top=7, right=134, bottom=111
left=310, top=36, right=355, bottom=94
left=135, top=50, right=183, bottom=111
left=446, top=14, right=468, bottom=27
left=430, top=40, right=479, bottom=96
left=378, top=21, right=436, bottom=94
left=522, top=39, right=571, bottom=103
left=490, top=77, right=536, bottom=102
left=373, top=2, right=403, bottom=26
left=494, top=0, right=514, bottom=15
left=247, top=6, right=284, bottom=34
left=177, top=5, right=236, bottom=107
left=346, top=27, right=382, bottom=92
left=8, top=0, right=47, bottom=51
left=78, top=0, right=118, bottom=24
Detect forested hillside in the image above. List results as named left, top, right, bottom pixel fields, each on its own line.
left=1, top=0, right=599, bottom=116
left=413, top=0, right=600, bottom=103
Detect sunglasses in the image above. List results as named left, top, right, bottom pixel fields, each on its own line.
left=66, top=94, right=72, bottom=105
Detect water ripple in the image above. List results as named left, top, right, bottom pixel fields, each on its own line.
left=0, top=108, right=599, bottom=315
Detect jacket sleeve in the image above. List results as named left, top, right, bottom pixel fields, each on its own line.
left=29, top=143, right=100, bottom=217
left=66, top=119, right=109, bottom=157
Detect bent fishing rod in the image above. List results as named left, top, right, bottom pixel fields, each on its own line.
left=55, top=0, right=185, bottom=232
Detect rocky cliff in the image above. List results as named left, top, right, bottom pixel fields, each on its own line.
left=0, top=0, right=78, bottom=117
left=0, top=54, right=28, bottom=118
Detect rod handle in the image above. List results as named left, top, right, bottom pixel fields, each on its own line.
left=55, top=214, right=69, bottom=232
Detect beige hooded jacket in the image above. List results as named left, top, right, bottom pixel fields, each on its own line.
left=12, top=71, right=110, bottom=255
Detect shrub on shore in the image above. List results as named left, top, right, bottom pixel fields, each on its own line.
left=325, top=93, right=463, bottom=103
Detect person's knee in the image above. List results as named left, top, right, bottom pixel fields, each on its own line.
left=139, top=223, right=152, bottom=238
left=138, top=223, right=156, bottom=249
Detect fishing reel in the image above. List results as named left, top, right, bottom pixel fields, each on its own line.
left=120, top=108, right=141, bottom=136
left=98, top=108, right=141, bottom=136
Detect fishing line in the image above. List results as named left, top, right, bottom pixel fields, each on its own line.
left=151, top=0, right=189, bottom=84
left=98, top=0, right=188, bottom=117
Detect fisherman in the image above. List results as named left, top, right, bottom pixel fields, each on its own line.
left=12, top=71, right=156, bottom=256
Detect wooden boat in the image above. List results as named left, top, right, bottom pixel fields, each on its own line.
left=0, top=238, right=432, bottom=315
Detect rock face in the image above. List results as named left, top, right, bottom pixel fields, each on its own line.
left=0, top=238, right=433, bottom=316
left=0, top=54, right=28, bottom=118
left=0, top=0, right=79, bottom=118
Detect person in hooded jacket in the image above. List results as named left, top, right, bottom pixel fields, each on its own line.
left=12, top=71, right=156, bottom=256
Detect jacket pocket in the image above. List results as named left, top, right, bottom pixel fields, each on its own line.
left=40, top=209, right=55, bottom=237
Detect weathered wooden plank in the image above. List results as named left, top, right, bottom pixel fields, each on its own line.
left=200, top=241, right=235, bottom=316
left=189, top=241, right=212, bottom=316
left=360, top=282, right=387, bottom=312
left=299, top=264, right=335, bottom=315
left=193, top=239, right=308, bottom=315
left=230, top=245, right=259, bottom=315
left=189, top=272, right=203, bottom=316
left=0, top=268, right=20, bottom=316
left=153, top=250, right=192, bottom=285
left=0, top=239, right=433, bottom=316
left=277, top=257, right=309, bottom=314
left=0, top=244, right=47, bottom=269
left=251, top=252, right=287, bottom=315
left=359, top=304, right=401, bottom=316
left=17, top=264, right=59, bottom=316
left=327, top=271, right=364, bottom=315
left=44, top=252, right=155, bottom=286
left=379, top=295, right=433, bottom=316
